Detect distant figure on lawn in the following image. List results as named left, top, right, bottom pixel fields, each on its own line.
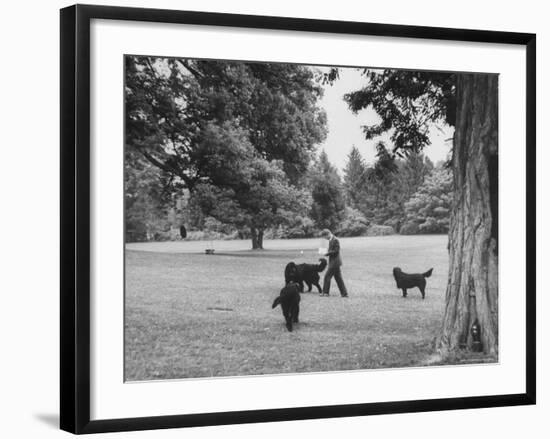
left=321, top=229, right=348, bottom=298
left=179, top=224, right=187, bottom=239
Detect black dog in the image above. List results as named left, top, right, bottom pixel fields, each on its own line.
left=272, top=282, right=301, bottom=331
left=284, top=262, right=299, bottom=284
left=284, top=259, right=327, bottom=293
left=392, top=267, right=433, bottom=299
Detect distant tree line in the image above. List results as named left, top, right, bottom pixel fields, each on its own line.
left=126, top=142, right=452, bottom=243
left=341, top=145, right=453, bottom=235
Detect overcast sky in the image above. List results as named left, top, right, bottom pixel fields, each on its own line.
left=317, top=67, right=453, bottom=172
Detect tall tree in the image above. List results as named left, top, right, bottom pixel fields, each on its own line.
left=402, top=166, right=453, bottom=234
left=345, top=70, right=498, bottom=356
left=440, top=75, right=498, bottom=356
left=187, top=122, right=311, bottom=249
left=124, top=150, right=173, bottom=242
left=343, top=146, right=367, bottom=209
left=125, top=57, right=327, bottom=248
left=352, top=146, right=433, bottom=230
left=309, top=151, right=346, bottom=230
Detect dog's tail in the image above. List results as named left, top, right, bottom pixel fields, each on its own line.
left=317, top=258, right=328, bottom=272
left=422, top=268, right=433, bottom=278
left=272, top=297, right=281, bottom=309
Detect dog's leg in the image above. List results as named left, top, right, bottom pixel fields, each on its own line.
left=282, top=306, right=293, bottom=331
left=286, top=316, right=293, bottom=331
left=314, top=282, right=322, bottom=294
left=402, top=288, right=408, bottom=298
left=419, top=286, right=425, bottom=299
left=299, top=280, right=305, bottom=293
left=306, top=281, right=312, bottom=292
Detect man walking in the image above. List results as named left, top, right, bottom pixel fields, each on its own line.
left=321, top=229, right=348, bottom=297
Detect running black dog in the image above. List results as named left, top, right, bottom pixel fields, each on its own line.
left=284, top=258, right=327, bottom=293
left=392, top=267, right=433, bottom=299
left=272, top=281, right=301, bottom=331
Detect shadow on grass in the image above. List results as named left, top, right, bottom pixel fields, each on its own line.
left=421, top=351, right=498, bottom=367
left=211, top=250, right=315, bottom=259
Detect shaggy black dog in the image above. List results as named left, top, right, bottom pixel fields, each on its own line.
left=392, top=267, right=433, bottom=299
left=272, top=282, right=301, bottom=331
left=284, top=262, right=299, bottom=284
left=296, top=258, right=328, bottom=293
left=284, top=259, right=327, bottom=293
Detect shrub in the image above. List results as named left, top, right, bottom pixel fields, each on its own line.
left=263, top=227, right=283, bottom=240
left=336, top=207, right=370, bottom=237
left=383, top=217, right=402, bottom=233
left=282, top=215, right=317, bottom=239
left=400, top=221, right=420, bottom=235
left=366, top=224, right=395, bottom=236
left=203, top=216, right=235, bottom=235
left=403, top=167, right=452, bottom=234
left=418, top=217, right=449, bottom=234
left=185, top=230, right=233, bottom=241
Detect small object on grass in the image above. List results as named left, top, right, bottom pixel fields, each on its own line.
left=206, top=307, right=234, bottom=312
left=205, top=239, right=215, bottom=254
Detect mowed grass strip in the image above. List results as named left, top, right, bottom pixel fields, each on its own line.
left=125, top=235, right=449, bottom=381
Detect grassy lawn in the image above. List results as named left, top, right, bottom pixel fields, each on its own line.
left=125, top=235, right=450, bottom=381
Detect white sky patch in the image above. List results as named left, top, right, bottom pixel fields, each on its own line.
left=316, top=67, right=454, bottom=172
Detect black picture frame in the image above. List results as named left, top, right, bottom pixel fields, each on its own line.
left=60, top=4, right=536, bottom=434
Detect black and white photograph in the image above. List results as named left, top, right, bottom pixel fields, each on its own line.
left=124, top=56, right=498, bottom=381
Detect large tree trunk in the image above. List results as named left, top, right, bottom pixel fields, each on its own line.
left=251, top=227, right=264, bottom=250
left=437, top=74, right=499, bottom=357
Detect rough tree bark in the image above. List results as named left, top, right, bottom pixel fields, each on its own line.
left=250, top=227, right=264, bottom=250
left=437, top=73, right=499, bottom=356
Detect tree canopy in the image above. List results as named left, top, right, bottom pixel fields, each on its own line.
left=345, top=69, right=455, bottom=155
left=341, top=147, right=434, bottom=231
left=125, top=57, right=328, bottom=247
left=402, top=165, right=453, bottom=234
left=308, top=150, right=346, bottom=230
left=125, top=56, right=327, bottom=188
left=188, top=122, right=312, bottom=247
left=343, top=146, right=367, bottom=209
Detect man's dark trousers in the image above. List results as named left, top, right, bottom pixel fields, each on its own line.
left=323, top=265, right=348, bottom=296
left=322, top=236, right=348, bottom=296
